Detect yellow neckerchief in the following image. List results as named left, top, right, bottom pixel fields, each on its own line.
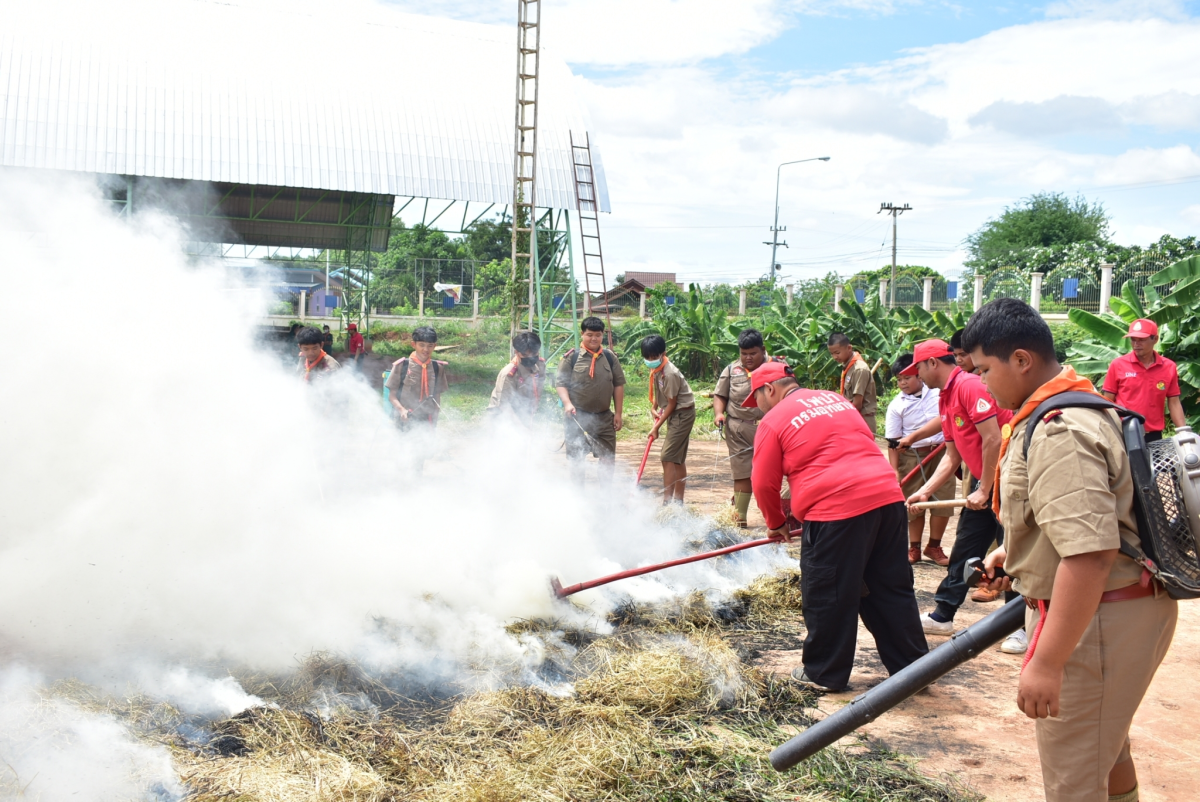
left=582, top=345, right=604, bottom=378
left=304, top=350, right=326, bottom=382
left=839, top=351, right=865, bottom=395
left=410, top=352, right=432, bottom=401
left=992, top=366, right=1099, bottom=515
left=649, top=355, right=669, bottom=407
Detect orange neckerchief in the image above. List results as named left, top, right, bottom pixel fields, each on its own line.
left=582, top=345, right=604, bottom=378
left=410, top=352, right=432, bottom=401
left=839, top=351, right=865, bottom=395
left=992, top=366, right=1099, bottom=515
left=304, top=350, right=327, bottom=382
left=648, top=356, right=669, bottom=407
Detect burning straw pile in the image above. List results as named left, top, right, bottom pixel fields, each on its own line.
left=44, top=570, right=979, bottom=802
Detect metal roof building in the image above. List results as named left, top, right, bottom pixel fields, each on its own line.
left=0, top=0, right=610, bottom=254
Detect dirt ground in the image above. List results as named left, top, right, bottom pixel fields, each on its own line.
left=617, top=437, right=1200, bottom=802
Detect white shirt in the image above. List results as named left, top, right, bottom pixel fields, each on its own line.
left=885, top=385, right=944, bottom=448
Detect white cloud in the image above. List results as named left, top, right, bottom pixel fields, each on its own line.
left=970, top=96, right=1123, bottom=136
left=1045, top=0, right=1189, bottom=21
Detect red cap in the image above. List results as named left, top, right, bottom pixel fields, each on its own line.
left=347, top=322, right=358, bottom=330
left=1126, top=319, right=1157, bottom=339
left=899, top=338, right=953, bottom=376
left=743, top=362, right=793, bottom=408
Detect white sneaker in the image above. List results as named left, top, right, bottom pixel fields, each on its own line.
left=1000, top=629, right=1028, bottom=654
left=920, top=612, right=955, bottom=636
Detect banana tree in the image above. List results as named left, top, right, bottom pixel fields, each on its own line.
left=1066, top=254, right=1200, bottom=425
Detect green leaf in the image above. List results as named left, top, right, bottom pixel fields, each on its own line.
left=1107, top=297, right=1139, bottom=323
left=1067, top=308, right=1129, bottom=349
left=1149, top=254, right=1200, bottom=286
left=1161, top=275, right=1200, bottom=307
left=1120, top=281, right=1145, bottom=318
left=1068, top=342, right=1122, bottom=362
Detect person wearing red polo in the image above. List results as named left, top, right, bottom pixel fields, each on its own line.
left=902, top=339, right=1016, bottom=639
left=347, top=323, right=366, bottom=368
left=1102, top=318, right=1185, bottom=442
left=748, top=361, right=927, bottom=692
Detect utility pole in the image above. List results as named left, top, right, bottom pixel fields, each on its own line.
left=878, top=202, right=911, bottom=308
left=766, top=157, right=830, bottom=287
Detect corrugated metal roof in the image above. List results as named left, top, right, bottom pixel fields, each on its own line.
left=0, top=1, right=609, bottom=212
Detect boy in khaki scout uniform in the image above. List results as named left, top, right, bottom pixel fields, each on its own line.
left=968, top=299, right=1176, bottom=802
left=487, top=330, right=545, bottom=422
left=713, top=328, right=784, bottom=527
left=297, top=326, right=342, bottom=381
left=827, top=332, right=878, bottom=434
left=385, top=326, right=450, bottom=431
left=555, top=317, right=625, bottom=476
left=640, top=334, right=696, bottom=504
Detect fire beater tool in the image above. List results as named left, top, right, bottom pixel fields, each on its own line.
left=550, top=534, right=791, bottom=599
left=899, top=443, right=945, bottom=487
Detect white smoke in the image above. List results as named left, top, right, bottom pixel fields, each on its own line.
left=0, top=170, right=789, bottom=683
left=0, top=667, right=185, bottom=801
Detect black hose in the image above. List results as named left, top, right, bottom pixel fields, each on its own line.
left=769, top=597, right=1026, bottom=771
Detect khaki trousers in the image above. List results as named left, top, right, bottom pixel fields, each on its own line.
left=1029, top=592, right=1177, bottom=802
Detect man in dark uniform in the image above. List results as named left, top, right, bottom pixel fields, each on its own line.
left=555, top=317, right=625, bottom=478
left=748, top=361, right=927, bottom=692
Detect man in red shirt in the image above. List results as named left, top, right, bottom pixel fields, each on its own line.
left=903, top=339, right=1015, bottom=637
left=748, top=362, right=927, bottom=692
left=1102, top=318, right=1185, bottom=442
left=347, top=323, right=366, bottom=368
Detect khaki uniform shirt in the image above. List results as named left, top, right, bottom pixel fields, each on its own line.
left=385, top=356, right=450, bottom=423
left=488, top=358, right=545, bottom=415
left=1000, top=407, right=1145, bottom=600
left=653, top=360, right=694, bottom=410
left=715, top=361, right=764, bottom=422
left=298, top=353, right=342, bottom=379
left=842, top=358, right=877, bottom=423
left=555, top=348, right=626, bottom=414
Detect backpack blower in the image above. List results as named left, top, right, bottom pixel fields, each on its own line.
left=769, top=398, right=1200, bottom=772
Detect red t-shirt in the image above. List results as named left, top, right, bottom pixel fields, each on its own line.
left=1103, top=351, right=1180, bottom=433
left=349, top=332, right=365, bottom=355
left=939, top=367, right=1012, bottom=479
left=752, top=388, right=903, bottom=528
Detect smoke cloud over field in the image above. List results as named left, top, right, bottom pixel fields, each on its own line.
left=0, top=171, right=791, bottom=792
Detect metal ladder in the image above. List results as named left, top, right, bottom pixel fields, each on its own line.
left=509, top=0, right=541, bottom=336
left=570, top=131, right=612, bottom=346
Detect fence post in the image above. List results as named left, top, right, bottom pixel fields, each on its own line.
left=738, top=289, right=747, bottom=316
left=922, top=277, right=933, bottom=311
left=584, top=290, right=591, bottom=314
left=1100, top=263, right=1114, bottom=314
left=299, top=290, right=307, bottom=322
left=639, top=292, right=647, bottom=320
left=786, top=283, right=794, bottom=305
left=974, top=274, right=984, bottom=310
left=418, top=290, right=425, bottom=317
left=878, top=279, right=888, bottom=306
left=1030, top=272, right=1044, bottom=312
left=834, top=284, right=843, bottom=308
left=472, top=289, right=479, bottom=321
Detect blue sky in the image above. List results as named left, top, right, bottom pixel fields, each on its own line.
left=389, top=0, right=1200, bottom=283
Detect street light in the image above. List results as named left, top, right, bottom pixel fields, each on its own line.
left=766, top=156, right=831, bottom=285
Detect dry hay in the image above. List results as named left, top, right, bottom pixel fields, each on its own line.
left=31, top=570, right=980, bottom=802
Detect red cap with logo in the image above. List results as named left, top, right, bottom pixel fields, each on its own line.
left=347, top=322, right=358, bottom=330
left=898, top=338, right=954, bottom=377
left=742, top=361, right=793, bottom=408
left=1126, top=319, right=1157, bottom=339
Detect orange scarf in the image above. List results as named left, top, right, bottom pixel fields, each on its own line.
left=410, top=352, right=432, bottom=401
left=992, top=366, right=1100, bottom=515
left=582, top=346, right=604, bottom=378
left=648, top=356, right=669, bottom=407
left=304, top=350, right=326, bottom=382
left=839, top=351, right=865, bottom=395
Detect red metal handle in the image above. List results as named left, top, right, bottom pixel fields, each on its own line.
left=635, top=432, right=657, bottom=484
left=552, top=536, right=783, bottom=598
left=900, top=443, right=945, bottom=487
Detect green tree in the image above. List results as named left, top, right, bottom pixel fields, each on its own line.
left=462, top=217, right=511, bottom=264
left=966, top=192, right=1110, bottom=267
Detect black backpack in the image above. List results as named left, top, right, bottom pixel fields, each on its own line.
left=1022, top=391, right=1200, bottom=600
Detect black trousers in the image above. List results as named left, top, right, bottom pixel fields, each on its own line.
left=933, top=478, right=1005, bottom=621
left=1145, top=430, right=1163, bottom=443
left=800, top=501, right=929, bottom=690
